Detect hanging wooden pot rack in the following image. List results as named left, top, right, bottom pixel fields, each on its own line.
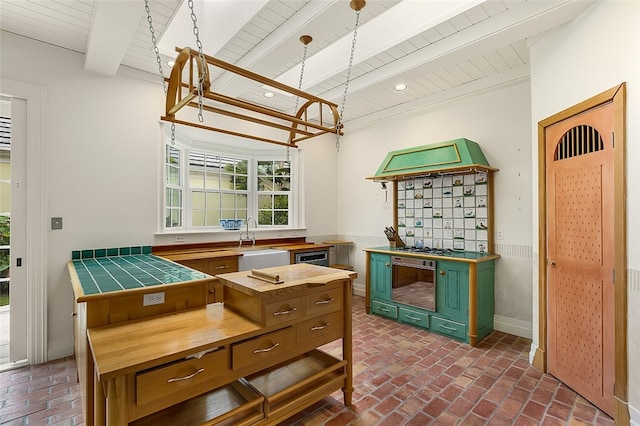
left=161, top=46, right=343, bottom=148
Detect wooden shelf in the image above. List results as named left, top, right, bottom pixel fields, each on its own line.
left=323, top=241, right=353, bottom=271
left=130, top=381, right=263, bottom=426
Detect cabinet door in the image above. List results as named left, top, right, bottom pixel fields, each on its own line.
left=370, top=253, right=392, bottom=300
left=435, top=260, right=468, bottom=323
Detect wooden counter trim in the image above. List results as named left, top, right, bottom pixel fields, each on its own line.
left=216, top=264, right=356, bottom=298
left=362, top=247, right=500, bottom=264
left=88, top=305, right=262, bottom=382
left=159, top=250, right=243, bottom=262
left=152, top=237, right=307, bottom=256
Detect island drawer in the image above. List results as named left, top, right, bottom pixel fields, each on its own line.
left=305, top=286, right=342, bottom=317
left=136, top=347, right=228, bottom=408
left=232, top=327, right=296, bottom=371
left=431, top=316, right=466, bottom=341
left=296, top=311, right=343, bottom=345
left=265, top=297, right=303, bottom=326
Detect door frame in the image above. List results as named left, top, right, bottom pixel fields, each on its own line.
left=0, top=78, right=48, bottom=366
left=534, top=83, right=628, bottom=423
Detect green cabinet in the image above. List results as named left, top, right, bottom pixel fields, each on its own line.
left=370, top=253, right=391, bottom=301
left=435, top=260, right=469, bottom=323
left=366, top=250, right=496, bottom=346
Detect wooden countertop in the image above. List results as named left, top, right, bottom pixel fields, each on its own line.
left=216, top=263, right=356, bottom=298
left=87, top=304, right=262, bottom=382
left=159, top=250, right=243, bottom=262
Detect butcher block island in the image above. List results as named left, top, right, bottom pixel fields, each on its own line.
left=80, top=262, right=355, bottom=426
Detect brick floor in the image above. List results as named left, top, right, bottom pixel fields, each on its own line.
left=0, top=296, right=614, bottom=425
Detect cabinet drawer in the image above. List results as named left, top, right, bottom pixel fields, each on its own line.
left=305, top=286, right=342, bottom=317
left=210, top=258, right=237, bottom=274
left=232, top=327, right=295, bottom=371
left=296, top=311, right=343, bottom=345
left=399, top=308, right=429, bottom=328
left=265, top=297, right=303, bottom=326
left=431, top=316, right=466, bottom=341
left=136, top=347, right=228, bottom=408
left=371, top=300, right=398, bottom=319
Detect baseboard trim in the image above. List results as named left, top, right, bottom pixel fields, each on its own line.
left=353, top=282, right=365, bottom=298
left=629, top=402, right=639, bottom=426
left=493, top=314, right=532, bottom=339
left=47, top=341, right=73, bottom=362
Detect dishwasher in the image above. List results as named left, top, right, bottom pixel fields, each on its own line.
left=294, top=250, right=329, bottom=266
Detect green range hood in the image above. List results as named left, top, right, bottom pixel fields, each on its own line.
left=367, top=138, right=497, bottom=181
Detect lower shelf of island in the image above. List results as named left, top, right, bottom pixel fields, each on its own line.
left=129, top=349, right=345, bottom=426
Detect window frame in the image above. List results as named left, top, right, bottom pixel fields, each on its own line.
left=162, top=138, right=298, bottom=232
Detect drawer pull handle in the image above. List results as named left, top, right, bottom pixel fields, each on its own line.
left=406, top=315, right=421, bottom=321
left=213, top=265, right=228, bottom=270
left=310, top=323, right=330, bottom=331
left=381, top=308, right=390, bottom=313
left=253, top=342, right=280, bottom=354
left=167, top=368, right=204, bottom=383
left=438, top=324, right=457, bottom=331
left=315, top=298, right=334, bottom=305
left=273, top=307, right=297, bottom=316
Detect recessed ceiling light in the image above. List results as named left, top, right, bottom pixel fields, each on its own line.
left=166, top=60, right=175, bottom=68
left=394, top=83, right=407, bottom=92
left=263, top=92, right=275, bottom=98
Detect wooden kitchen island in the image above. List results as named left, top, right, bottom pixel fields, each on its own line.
left=85, top=263, right=355, bottom=425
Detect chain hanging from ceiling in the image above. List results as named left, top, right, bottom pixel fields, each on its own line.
left=288, top=35, right=313, bottom=161
left=144, top=0, right=175, bottom=145
left=336, top=0, right=366, bottom=152
left=186, top=0, right=207, bottom=123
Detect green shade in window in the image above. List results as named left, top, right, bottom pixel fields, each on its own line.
left=189, top=170, right=205, bottom=189
left=207, top=192, right=220, bottom=209
left=192, top=191, right=205, bottom=209
left=206, top=210, right=220, bottom=226
left=192, top=209, right=205, bottom=226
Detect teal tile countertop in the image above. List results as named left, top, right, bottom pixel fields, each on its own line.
left=70, top=254, right=209, bottom=298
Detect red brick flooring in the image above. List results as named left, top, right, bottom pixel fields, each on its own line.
left=0, top=296, right=614, bottom=425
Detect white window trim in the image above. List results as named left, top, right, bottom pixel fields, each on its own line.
left=160, top=136, right=300, bottom=233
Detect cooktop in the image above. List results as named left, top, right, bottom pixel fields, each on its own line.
left=381, top=246, right=492, bottom=260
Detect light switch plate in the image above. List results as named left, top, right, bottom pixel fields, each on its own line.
left=51, top=217, right=63, bottom=230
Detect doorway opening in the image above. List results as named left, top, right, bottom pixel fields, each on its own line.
left=0, top=100, right=11, bottom=366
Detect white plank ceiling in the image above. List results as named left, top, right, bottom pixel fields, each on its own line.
left=0, top=0, right=595, bottom=136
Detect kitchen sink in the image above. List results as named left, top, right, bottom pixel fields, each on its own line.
left=237, top=248, right=290, bottom=271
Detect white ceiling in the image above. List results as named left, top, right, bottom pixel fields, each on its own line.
left=1, top=0, right=595, bottom=141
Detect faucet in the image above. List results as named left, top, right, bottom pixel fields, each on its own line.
left=239, top=216, right=258, bottom=247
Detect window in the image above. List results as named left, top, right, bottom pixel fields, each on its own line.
left=165, top=145, right=182, bottom=228
left=164, top=142, right=295, bottom=231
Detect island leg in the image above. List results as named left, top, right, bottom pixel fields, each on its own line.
left=343, top=278, right=354, bottom=406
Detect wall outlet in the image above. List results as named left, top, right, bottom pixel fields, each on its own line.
left=497, top=230, right=504, bottom=240
left=175, top=236, right=185, bottom=242
left=143, top=292, right=165, bottom=306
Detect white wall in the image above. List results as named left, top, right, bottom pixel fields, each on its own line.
left=0, top=31, right=339, bottom=359
left=529, top=0, right=640, bottom=420
left=336, top=82, right=534, bottom=334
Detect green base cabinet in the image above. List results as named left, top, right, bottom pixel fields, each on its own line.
left=368, top=252, right=495, bottom=346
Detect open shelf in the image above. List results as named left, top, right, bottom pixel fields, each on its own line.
left=244, top=349, right=347, bottom=423
left=130, top=381, right=264, bottom=426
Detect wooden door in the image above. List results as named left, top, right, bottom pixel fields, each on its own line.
left=546, top=102, right=615, bottom=416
